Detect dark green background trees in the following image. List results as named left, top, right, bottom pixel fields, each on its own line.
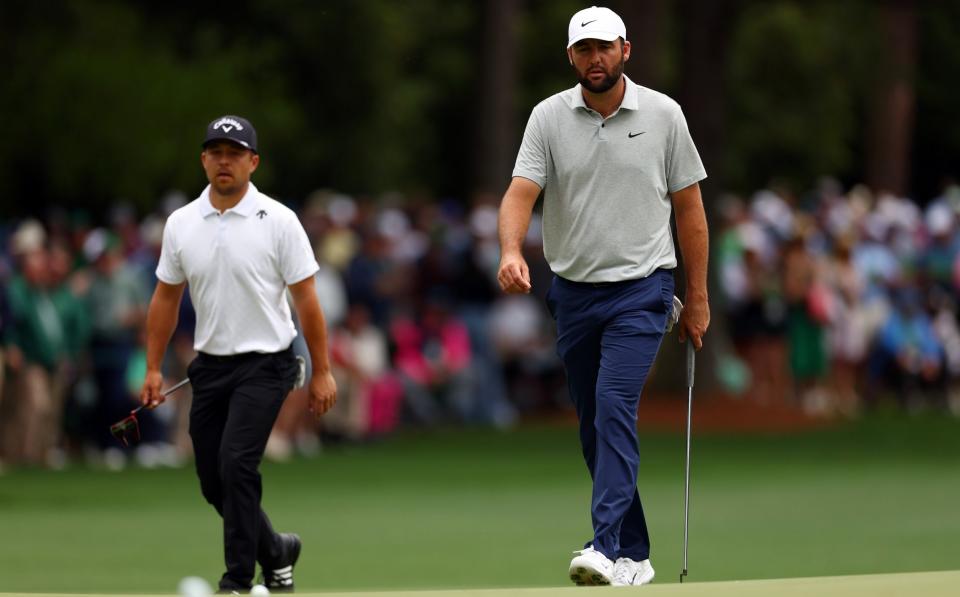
left=1, top=0, right=956, bottom=216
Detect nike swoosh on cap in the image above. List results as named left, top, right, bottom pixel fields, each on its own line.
left=581, top=19, right=597, bottom=27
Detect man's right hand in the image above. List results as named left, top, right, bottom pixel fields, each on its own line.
left=497, top=254, right=532, bottom=294
left=140, top=369, right=165, bottom=409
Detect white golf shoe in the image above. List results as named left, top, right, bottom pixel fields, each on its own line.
left=612, top=557, right=655, bottom=586
left=568, top=546, right=614, bottom=586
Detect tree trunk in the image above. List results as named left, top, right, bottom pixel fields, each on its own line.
left=675, top=0, right=735, bottom=204
left=865, top=0, right=917, bottom=197
left=474, top=0, right=522, bottom=195
left=612, top=0, right=668, bottom=89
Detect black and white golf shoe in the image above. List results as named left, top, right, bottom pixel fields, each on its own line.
left=262, top=533, right=301, bottom=593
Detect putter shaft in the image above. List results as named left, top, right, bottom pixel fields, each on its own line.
left=680, top=343, right=695, bottom=582
left=131, top=377, right=191, bottom=415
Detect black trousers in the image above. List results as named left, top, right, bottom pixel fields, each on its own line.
left=187, top=346, right=299, bottom=588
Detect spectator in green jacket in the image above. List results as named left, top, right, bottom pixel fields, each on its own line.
left=1, top=246, right=75, bottom=466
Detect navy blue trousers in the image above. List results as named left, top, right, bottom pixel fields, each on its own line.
left=546, top=270, right=673, bottom=561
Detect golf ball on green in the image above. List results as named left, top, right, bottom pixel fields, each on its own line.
left=177, top=576, right=212, bottom=597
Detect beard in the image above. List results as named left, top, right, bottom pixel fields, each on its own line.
left=575, top=56, right=625, bottom=94
left=211, top=176, right=244, bottom=197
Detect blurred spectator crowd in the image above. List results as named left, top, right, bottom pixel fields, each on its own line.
left=717, top=179, right=960, bottom=418
left=2, top=179, right=960, bottom=471
left=0, top=191, right=565, bottom=471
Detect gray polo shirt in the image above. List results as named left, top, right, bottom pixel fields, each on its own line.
left=513, top=76, right=706, bottom=283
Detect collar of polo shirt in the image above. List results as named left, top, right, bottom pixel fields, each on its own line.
left=569, top=75, right=640, bottom=113
left=198, top=183, right=261, bottom=218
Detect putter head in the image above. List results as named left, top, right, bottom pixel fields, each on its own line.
left=109, top=412, right=141, bottom=448
left=294, top=355, right=306, bottom=389
left=666, top=295, right=684, bottom=333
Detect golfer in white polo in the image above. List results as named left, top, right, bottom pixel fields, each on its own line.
left=141, top=115, right=337, bottom=593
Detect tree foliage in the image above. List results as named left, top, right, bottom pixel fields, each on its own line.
left=724, top=1, right=878, bottom=193
left=1, top=0, right=958, bottom=217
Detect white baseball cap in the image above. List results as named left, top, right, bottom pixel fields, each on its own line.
left=567, top=6, right=626, bottom=48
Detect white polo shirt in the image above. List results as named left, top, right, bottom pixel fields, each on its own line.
left=156, top=183, right=319, bottom=355
left=513, top=76, right=707, bottom=283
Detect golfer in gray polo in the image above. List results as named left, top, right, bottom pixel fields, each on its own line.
left=497, top=6, right=710, bottom=587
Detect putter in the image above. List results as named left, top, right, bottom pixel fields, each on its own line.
left=109, top=377, right=190, bottom=447
left=110, top=355, right=304, bottom=447
left=666, top=295, right=683, bottom=333
left=680, top=341, right=695, bottom=583
left=294, top=355, right=306, bottom=389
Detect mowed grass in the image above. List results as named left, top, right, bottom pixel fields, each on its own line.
left=0, top=412, right=958, bottom=594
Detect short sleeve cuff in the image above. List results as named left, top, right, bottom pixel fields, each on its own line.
left=155, top=268, right=185, bottom=285
left=285, top=262, right=320, bottom=286
left=511, top=171, right=546, bottom=189
left=668, top=171, right=707, bottom=195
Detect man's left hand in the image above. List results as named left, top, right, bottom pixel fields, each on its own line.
left=679, top=295, right=710, bottom=350
left=308, top=369, right=338, bottom=417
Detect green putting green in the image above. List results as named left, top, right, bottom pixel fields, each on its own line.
left=0, top=411, right=957, bottom=594
left=4, top=570, right=960, bottom=596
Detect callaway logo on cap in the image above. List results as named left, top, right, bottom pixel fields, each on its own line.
left=203, top=114, right=258, bottom=153
left=567, top=6, right=626, bottom=48
left=213, top=117, right=244, bottom=133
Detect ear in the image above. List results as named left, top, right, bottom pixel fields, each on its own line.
left=566, top=47, right=574, bottom=65
left=249, top=153, right=260, bottom=173
left=622, top=39, right=631, bottom=62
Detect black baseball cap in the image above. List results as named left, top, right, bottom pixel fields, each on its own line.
left=203, top=115, right=258, bottom=153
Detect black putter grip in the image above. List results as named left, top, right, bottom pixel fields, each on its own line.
left=686, top=343, right=695, bottom=389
